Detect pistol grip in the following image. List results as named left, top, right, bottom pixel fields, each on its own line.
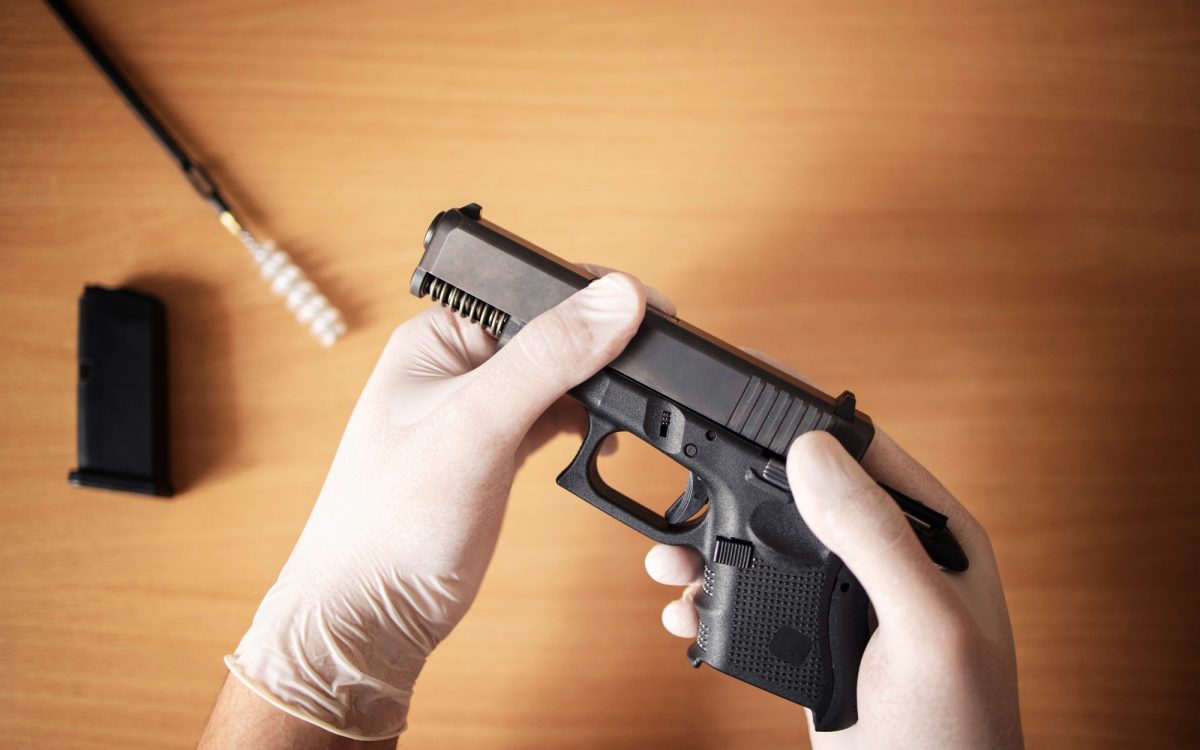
left=557, top=369, right=871, bottom=728
left=687, top=553, right=870, bottom=731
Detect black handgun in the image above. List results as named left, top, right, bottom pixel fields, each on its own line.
left=409, top=204, right=967, bottom=731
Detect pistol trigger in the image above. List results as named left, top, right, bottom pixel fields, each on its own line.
left=665, top=473, right=709, bottom=525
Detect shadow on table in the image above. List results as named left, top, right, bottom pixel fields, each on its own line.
left=124, top=273, right=237, bottom=495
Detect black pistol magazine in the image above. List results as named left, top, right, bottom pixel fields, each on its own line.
left=68, top=285, right=172, bottom=497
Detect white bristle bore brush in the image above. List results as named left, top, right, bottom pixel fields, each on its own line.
left=47, top=0, right=346, bottom=347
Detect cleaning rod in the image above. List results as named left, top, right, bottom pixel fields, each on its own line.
left=46, top=0, right=347, bottom=346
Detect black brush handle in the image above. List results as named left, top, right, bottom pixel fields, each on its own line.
left=44, top=0, right=230, bottom=213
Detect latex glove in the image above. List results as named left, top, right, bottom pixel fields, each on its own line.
left=225, top=272, right=650, bottom=741
left=645, top=361, right=1024, bottom=749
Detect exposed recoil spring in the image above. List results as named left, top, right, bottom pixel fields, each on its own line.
left=419, top=275, right=509, bottom=338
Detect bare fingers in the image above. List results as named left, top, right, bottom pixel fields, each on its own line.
left=645, top=544, right=704, bottom=638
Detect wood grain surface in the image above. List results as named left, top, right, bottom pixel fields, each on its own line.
left=2, top=1, right=1198, bottom=748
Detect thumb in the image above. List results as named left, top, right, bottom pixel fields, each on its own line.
left=787, top=431, right=955, bottom=629
left=460, top=272, right=645, bottom=436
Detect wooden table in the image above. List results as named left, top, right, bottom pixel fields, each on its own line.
left=2, top=1, right=1197, bottom=748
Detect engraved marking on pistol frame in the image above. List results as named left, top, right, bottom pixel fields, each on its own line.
left=418, top=273, right=510, bottom=338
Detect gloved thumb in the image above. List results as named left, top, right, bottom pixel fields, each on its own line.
left=787, top=431, right=954, bottom=629
left=460, top=272, right=645, bottom=437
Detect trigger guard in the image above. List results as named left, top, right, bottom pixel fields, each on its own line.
left=556, top=411, right=705, bottom=547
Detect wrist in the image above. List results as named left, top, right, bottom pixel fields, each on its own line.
left=225, top=577, right=434, bottom=740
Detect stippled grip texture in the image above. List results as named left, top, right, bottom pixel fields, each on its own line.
left=689, top=551, right=869, bottom=731
left=701, top=561, right=826, bottom=703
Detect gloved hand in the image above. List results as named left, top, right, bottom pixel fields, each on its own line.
left=225, top=271, right=654, bottom=740
left=645, top=359, right=1024, bottom=749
